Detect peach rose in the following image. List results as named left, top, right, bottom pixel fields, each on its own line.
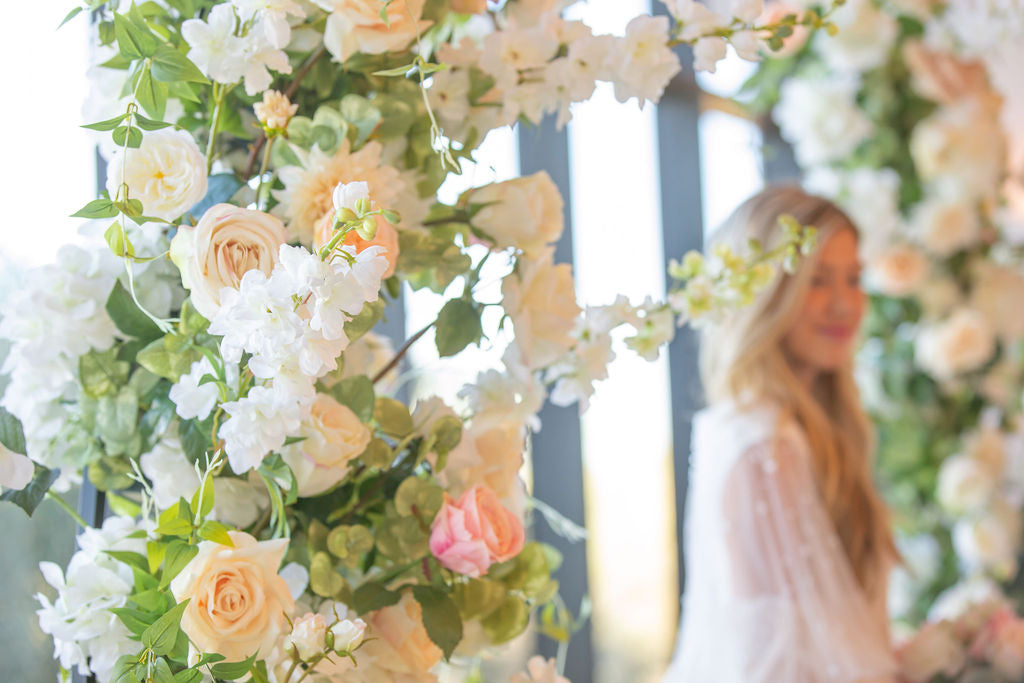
left=460, top=484, right=525, bottom=563
left=368, top=592, right=442, bottom=675
left=469, top=172, right=564, bottom=256
left=314, top=211, right=400, bottom=279
left=170, top=531, right=294, bottom=663
left=313, top=0, right=432, bottom=62
left=502, top=250, right=581, bottom=369
left=869, top=243, right=929, bottom=297
left=442, top=424, right=525, bottom=514
left=281, top=393, right=371, bottom=497
left=170, top=203, right=289, bottom=320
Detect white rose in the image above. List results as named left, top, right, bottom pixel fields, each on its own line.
left=502, top=250, right=581, bottom=369
left=470, top=172, right=564, bottom=256
left=330, top=616, right=367, bottom=652
left=897, top=621, right=965, bottom=683
left=915, top=308, right=996, bottom=381
left=868, top=243, right=929, bottom=297
left=139, top=437, right=201, bottom=509
left=212, top=477, right=268, bottom=528
left=280, top=393, right=371, bottom=496
left=105, top=129, right=208, bottom=221
left=911, top=100, right=1004, bottom=201
left=287, top=613, right=329, bottom=660
left=912, top=197, right=980, bottom=257
left=775, top=74, right=872, bottom=167
left=937, top=454, right=996, bottom=515
left=170, top=203, right=289, bottom=320
left=816, top=0, right=898, bottom=73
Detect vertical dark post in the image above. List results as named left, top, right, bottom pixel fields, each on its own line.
left=518, top=117, right=593, bottom=683
left=760, top=119, right=801, bottom=183
left=652, top=28, right=706, bottom=610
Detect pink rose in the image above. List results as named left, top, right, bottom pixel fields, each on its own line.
left=429, top=497, right=492, bottom=577
left=429, top=485, right=526, bottom=576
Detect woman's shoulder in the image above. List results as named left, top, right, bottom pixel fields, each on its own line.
left=693, top=399, right=808, bottom=460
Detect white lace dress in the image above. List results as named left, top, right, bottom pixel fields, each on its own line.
left=664, top=402, right=896, bottom=682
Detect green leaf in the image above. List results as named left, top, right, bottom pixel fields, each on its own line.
left=141, top=598, right=190, bottom=656
left=372, top=62, right=416, bottom=77
left=110, top=654, right=142, bottom=683
left=481, top=595, right=530, bottom=645
left=209, top=652, right=259, bottom=680
left=59, top=6, right=84, bottom=28
left=156, top=498, right=193, bottom=536
left=72, top=198, right=119, bottom=219
left=190, top=477, right=215, bottom=520
left=104, top=221, right=136, bottom=258
left=134, top=113, right=172, bottom=131
left=151, top=46, right=208, bottom=83
left=0, top=464, right=58, bottom=517
left=197, top=519, right=235, bottom=546
left=343, top=298, right=386, bottom=343
left=173, top=669, right=203, bottom=683
left=0, top=407, right=27, bottom=454
left=82, top=113, right=128, bottom=131
left=112, top=124, right=143, bottom=148
left=161, top=541, right=198, bottom=588
left=339, top=94, right=382, bottom=147
left=309, top=551, right=345, bottom=598
left=110, top=606, right=156, bottom=636
left=107, top=280, right=164, bottom=340
left=435, top=299, right=482, bottom=357
left=114, top=11, right=157, bottom=59
left=105, top=550, right=150, bottom=573
left=136, top=66, right=168, bottom=120
left=353, top=582, right=402, bottom=615
left=194, top=653, right=226, bottom=667
left=373, top=397, right=413, bottom=437
left=147, top=540, right=168, bottom=574
left=178, top=416, right=215, bottom=463
left=152, top=657, right=175, bottom=683
left=328, top=376, right=375, bottom=423
left=412, top=586, right=463, bottom=660
left=359, top=437, right=392, bottom=469
left=79, top=347, right=131, bottom=399
left=138, top=335, right=201, bottom=383
left=187, top=173, right=244, bottom=219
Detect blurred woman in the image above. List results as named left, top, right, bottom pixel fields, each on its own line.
left=665, top=186, right=897, bottom=682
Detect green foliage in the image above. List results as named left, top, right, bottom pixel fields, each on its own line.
left=435, top=298, right=483, bottom=357
left=412, top=585, right=463, bottom=659
left=327, top=375, right=376, bottom=423
left=0, top=406, right=27, bottom=454
left=374, top=397, right=414, bottom=437
left=0, top=464, right=59, bottom=517
left=107, top=280, right=165, bottom=340
left=188, top=173, right=244, bottom=219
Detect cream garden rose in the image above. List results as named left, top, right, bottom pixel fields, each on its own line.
left=170, top=531, right=294, bottom=663
left=868, top=243, right=929, bottom=297
left=105, top=128, right=208, bottom=221
left=280, top=393, right=371, bottom=496
left=912, top=196, right=980, bottom=257
left=502, top=250, right=581, bottom=369
left=470, top=172, right=564, bottom=256
left=313, top=0, right=431, bottom=62
left=170, top=203, right=289, bottom=320
left=915, top=308, right=996, bottom=381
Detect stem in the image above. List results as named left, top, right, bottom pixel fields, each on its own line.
left=256, top=136, right=276, bottom=211
left=372, top=320, right=435, bottom=384
left=206, top=82, right=225, bottom=174
left=47, top=491, right=90, bottom=529
left=243, top=45, right=328, bottom=179
left=282, top=658, right=300, bottom=683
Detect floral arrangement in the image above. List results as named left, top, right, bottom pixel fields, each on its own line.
left=743, top=0, right=1024, bottom=621
left=0, top=0, right=829, bottom=681
left=897, top=597, right=1024, bottom=682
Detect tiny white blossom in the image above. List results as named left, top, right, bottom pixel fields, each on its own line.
left=218, top=385, right=305, bottom=473
left=332, top=181, right=370, bottom=213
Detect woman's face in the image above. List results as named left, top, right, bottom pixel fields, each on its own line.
left=782, top=228, right=865, bottom=377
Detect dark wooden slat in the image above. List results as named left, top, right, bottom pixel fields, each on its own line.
left=517, top=117, right=593, bottom=683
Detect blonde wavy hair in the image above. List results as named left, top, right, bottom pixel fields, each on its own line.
left=700, top=185, right=896, bottom=594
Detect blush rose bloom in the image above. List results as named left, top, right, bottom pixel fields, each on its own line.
left=430, top=485, right=526, bottom=576
left=170, top=203, right=289, bottom=320
left=313, top=211, right=400, bottom=279
left=105, top=128, right=208, bottom=221
left=312, top=0, right=431, bottom=62
left=469, top=172, right=564, bottom=256
left=915, top=308, right=996, bottom=382
left=502, top=250, right=581, bottom=369
left=280, top=393, right=372, bottom=497
left=170, top=531, right=294, bottom=663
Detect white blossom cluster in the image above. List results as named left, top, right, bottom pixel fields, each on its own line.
left=36, top=516, right=152, bottom=682
left=206, top=243, right=388, bottom=473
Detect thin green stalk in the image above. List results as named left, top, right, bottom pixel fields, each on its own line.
left=256, top=136, right=276, bottom=211
left=206, top=82, right=225, bottom=174
left=47, top=491, right=90, bottom=529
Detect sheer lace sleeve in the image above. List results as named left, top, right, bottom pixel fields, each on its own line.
left=719, top=429, right=896, bottom=683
